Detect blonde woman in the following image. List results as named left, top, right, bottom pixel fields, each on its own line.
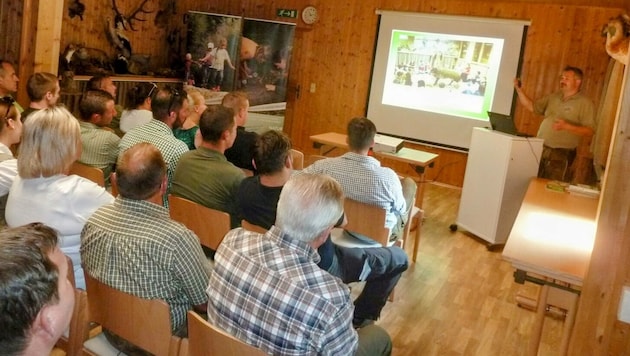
left=5, top=107, right=114, bottom=289
left=173, top=90, right=207, bottom=149
left=0, top=96, right=22, bottom=161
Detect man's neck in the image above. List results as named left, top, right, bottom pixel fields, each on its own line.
left=562, top=88, right=579, bottom=100
left=29, top=101, right=48, bottom=110
left=259, top=169, right=291, bottom=187
left=350, top=148, right=370, bottom=156
left=199, top=141, right=226, bottom=154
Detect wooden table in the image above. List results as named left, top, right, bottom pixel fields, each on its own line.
left=309, top=132, right=438, bottom=208
left=502, top=178, right=599, bottom=355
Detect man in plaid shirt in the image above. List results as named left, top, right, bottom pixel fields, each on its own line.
left=208, top=173, right=392, bottom=356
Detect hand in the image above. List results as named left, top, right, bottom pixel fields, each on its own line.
left=552, top=118, right=568, bottom=131
left=513, top=77, right=522, bottom=89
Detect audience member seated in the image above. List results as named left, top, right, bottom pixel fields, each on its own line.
left=78, top=90, right=120, bottom=186
left=82, top=142, right=209, bottom=353
left=171, top=105, right=244, bottom=227
left=5, top=107, right=114, bottom=289
left=209, top=173, right=393, bottom=355
left=174, top=90, right=206, bottom=150
left=119, top=82, right=155, bottom=134
left=0, top=223, right=75, bottom=356
left=238, top=130, right=408, bottom=329
left=0, top=97, right=22, bottom=226
left=0, top=59, right=23, bottom=113
left=22, top=72, right=60, bottom=122
left=86, top=74, right=123, bottom=136
left=119, top=86, right=189, bottom=207
left=302, top=117, right=416, bottom=242
left=222, top=91, right=258, bottom=171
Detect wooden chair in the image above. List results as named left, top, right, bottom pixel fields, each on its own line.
left=241, top=219, right=268, bottom=234
left=330, top=198, right=393, bottom=248
left=54, top=257, right=90, bottom=356
left=180, top=311, right=267, bottom=356
left=168, top=194, right=230, bottom=251
left=69, top=161, right=105, bottom=187
left=82, top=273, right=182, bottom=356
left=290, top=148, right=304, bottom=170
left=305, top=154, right=327, bottom=167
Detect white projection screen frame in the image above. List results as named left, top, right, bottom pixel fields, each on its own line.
left=367, top=11, right=530, bottom=150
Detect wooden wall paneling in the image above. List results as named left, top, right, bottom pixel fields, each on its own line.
left=570, top=59, right=630, bottom=355
left=33, top=0, right=64, bottom=74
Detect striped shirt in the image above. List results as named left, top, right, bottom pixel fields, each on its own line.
left=79, top=121, right=120, bottom=184
left=119, top=119, right=188, bottom=206
left=302, top=152, right=406, bottom=232
left=207, top=226, right=358, bottom=355
left=81, top=198, right=210, bottom=331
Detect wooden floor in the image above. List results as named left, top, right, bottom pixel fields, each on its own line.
left=377, top=182, right=565, bottom=356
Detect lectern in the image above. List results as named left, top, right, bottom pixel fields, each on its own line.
left=453, top=128, right=543, bottom=247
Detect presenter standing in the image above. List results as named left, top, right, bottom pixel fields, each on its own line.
left=513, top=66, right=595, bottom=182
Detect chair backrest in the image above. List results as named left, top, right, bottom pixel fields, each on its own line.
left=290, top=149, right=304, bottom=170
left=184, top=311, right=267, bottom=356
left=83, top=273, right=180, bottom=356
left=343, top=198, right=390, bottom=246
left=69, top=161, right=105, bottom=187
left=240, top=220, right=268, bottom=234
left=55, top=256, right=89, bottom=355
left=168, top=194, right=230, bottom=251
left=305, top=154, right=327, bottom=167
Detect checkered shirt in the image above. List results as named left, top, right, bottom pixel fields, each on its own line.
left=119, top=119, right=188, bottom=206
left=302, top=152, right=406, bottom=231
left=79, top=121, right=120, bottom=181
left=81, top=198, right=210, bottom=331
left=206, top=226, right=358, bottom=355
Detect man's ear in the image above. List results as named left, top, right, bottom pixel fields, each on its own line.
left=160, top=175, right=168, bottom=195
left=32, top=305, right=57, bottom=341
left=284, top=154, right=292, bottom=169
left=252, top=158, right=257, bottom=171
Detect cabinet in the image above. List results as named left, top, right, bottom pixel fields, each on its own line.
left=454, top=128, right=543, bottom=246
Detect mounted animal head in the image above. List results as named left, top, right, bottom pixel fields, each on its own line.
left=111, top=0, right=153, bottom=31
left=602, top=14, right=630, bottom=65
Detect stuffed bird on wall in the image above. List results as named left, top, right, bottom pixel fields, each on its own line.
left=602, top=14, right=630, bottom=65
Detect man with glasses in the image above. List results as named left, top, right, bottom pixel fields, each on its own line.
left=119, top=86, right=189, bottom=207
left=513, top=66, right=595, bottom=182
left=0, top=59, right=22, bottom=113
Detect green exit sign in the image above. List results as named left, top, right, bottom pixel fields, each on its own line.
left=277, top=9, right=297, bottom=18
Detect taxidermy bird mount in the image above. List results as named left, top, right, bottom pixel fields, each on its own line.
left=602, top=14, right=630, bottom=65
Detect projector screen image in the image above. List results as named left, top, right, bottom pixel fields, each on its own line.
left=368, top=11, right=529, bottom=149
left=384, top=31, right=503, bottom=121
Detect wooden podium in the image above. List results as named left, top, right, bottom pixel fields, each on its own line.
left=453, top=128, right=543, bottom=247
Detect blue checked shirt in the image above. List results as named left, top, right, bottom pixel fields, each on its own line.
left=207, top=226, right=358, bottom=355
left=302, top=152, right=406, bottom=232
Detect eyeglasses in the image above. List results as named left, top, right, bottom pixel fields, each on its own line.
left=0, top=97, right=15, bottom=119
left=167, top=88, right=181, bottom=114
left=147, top=82, right=158, bottom=99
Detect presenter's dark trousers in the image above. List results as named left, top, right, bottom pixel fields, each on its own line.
left=329, top=245, right=409, bottom=321
left=539, top=145, right=576, bottom=182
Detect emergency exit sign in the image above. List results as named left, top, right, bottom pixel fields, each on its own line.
left=276, top=9, right=297, bottom=18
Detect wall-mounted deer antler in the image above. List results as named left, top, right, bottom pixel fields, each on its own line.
left=112, top=0, right=153, bottom=31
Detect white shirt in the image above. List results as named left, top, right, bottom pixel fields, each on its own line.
left=119, top=109, right=153, bottom=133
left=6, top=174, right=114, bottom=289
left=0, top=158, right=17, bottom=196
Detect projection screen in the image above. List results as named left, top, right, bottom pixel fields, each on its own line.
left=367, top=11, right=530, bottom=150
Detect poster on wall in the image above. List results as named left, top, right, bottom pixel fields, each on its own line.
left=186, top=12, right=295, bottom=131
left=238, top=18, right=296, bottom=109
left=185, top=12, right=242, bottom=93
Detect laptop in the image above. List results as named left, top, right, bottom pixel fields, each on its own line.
left=487, top=111, right=532, bottom=137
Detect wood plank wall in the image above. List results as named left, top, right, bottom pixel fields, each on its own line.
left=167, top=0, right=624, bottom=187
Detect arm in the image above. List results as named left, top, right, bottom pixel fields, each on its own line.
left=513, top=78, right=534, bottom=113
left=315, top=303, right=359, bottom=355
left=0, top=159, right=17, bottom=196
left=552, top=119, right=594, bottom=137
